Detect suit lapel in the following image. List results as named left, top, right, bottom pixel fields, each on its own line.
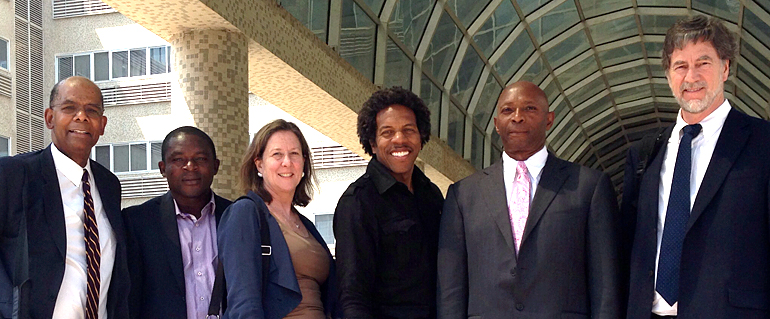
left=40, top=147, right=67, bottom=258
left=522, top=153, right=568, bottom=247
left=158, top=192, right=186, bottom=292
left=687, top=109, right=749, bottom=231
left=481, top=162, right=516, bottom=255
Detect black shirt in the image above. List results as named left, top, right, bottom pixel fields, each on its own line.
left=334, top=158, right=444, bottom=319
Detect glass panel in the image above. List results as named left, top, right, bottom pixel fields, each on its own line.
left=606, top=65, right=648, bottom=86
left=568, top=77, right=605, bottom=107
left=113, top=145, right=129, bottom=172
left=471, top=128, right=483, bottom=170
left=544, top=31, right=590, bottom=69
left=420, top=74, right=441, bottom=136
left=737, top=65, right=770, bottom=103
left=389, top=0, right=433, bottom=53
left=151, top=142, right=162, bottom=170
left=130, top=143, right=147, bottom=171
left=692, top=0, right=740, bottom=22
left=0, top=39, right=8, bottom=69
left=518, top=0, right=548, bottom=17
left=529, top=0, right=580, bottom=45
left=384, top=38, right=412, bottom=88
left=341, top=0, right=376, bottom=81
left=520, top=56, right=549, bottom=85
left=0, top=136, right=9, bottom=157
left=743, top=9, right=770, bottom=48
left=614, top=85, right=651, bottom=104
left=58, top=56, right=73, bottom=81
left=473, top=0, right=518, bottom=57
left=112, top=51, right=128, bottom=78
left=422, top=10, right=463, bottom=82
left=93, top=52, right=109, bottom=81
left=637, top=0, right=686, bottom=7
left=741, top=40, right=770, bottom=79
left=649, top=64, right=664, bottom=78
left=149, top=47, right=168, bottom=75
left=598, top=43, right=644, bottom=67
left=315, top=214, right=335, bottom=244
left=736, top=89, right=765, bottom=117
left=542, top=78, right=559, bottom=105
left=640, top=15, right=685, bottom=35
left=451, top=44, right=484, bottom=108
left=577, top=94, right=612, bottom=124
left=73, top=55, right=90, bottom=79
left=447, top=102, right=465, bottom=155
left=473, top=73, right=502, bottom=128
left=282, top=0, right=330, bottom=42
left=362, top=0, right=384, bottom=15
left=95, top=146, right=110, bottom=169
left=493, top=31, right=535, bottom=82
left=644, top=41, right=663, bottom=58
left=589, top=15, right=638, bottom=45
left=130, top=49, right=146, bottom=77
left=491, top=143, right=502, bottom=163
left=579, top=0, right=630, bottom=18
left=556, top=55, right=599, bottom=90
left=447, top=0, right=488, bottom=28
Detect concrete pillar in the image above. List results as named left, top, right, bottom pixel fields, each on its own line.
left=170, top=29, right=248, bottom=200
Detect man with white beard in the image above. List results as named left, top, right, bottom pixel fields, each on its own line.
left=624, top=15, right=770, bottom=319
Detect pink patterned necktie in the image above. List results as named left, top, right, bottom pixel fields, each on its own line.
left=509, top=161, right=530, bottom=255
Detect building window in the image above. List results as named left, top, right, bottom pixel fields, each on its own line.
left=0, top=136, right=9, bottom=157
left=314, top=214, right=335, bottom=245
left=56, top=46, right=172, bottom=82
left=0, top=38, right=8, bottom=70
left=93, top=141, right=162, bottom=173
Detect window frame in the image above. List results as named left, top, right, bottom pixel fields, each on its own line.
left=56, top=45, right=172, bottom=82
left=91, top=141, right=163, bottom=174
left=0, top=37, right=10, bottom=71
left=313, top=213, right=336, bottom=246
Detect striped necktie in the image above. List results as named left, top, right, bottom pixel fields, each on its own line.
left=82, top=170, right=100, bottom=319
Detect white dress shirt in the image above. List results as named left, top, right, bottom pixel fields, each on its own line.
left=503, top=146, right=549, bottom=206
left=50, top=144, right=116, bottom=319
left=652, top=99, right=731, bottom=315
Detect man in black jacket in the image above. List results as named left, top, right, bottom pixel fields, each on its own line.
left=334, top=87, right=443, bottom=319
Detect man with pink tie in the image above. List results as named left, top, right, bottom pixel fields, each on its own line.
left=437, top=81, right=622, bottom=319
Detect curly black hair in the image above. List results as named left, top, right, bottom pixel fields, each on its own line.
left=357, top=86, right=431, bottom=156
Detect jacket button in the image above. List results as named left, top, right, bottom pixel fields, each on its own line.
left=510, top=270, right=516, bottom=278
left=516, top=303, right=524, bottom=311
left=649, top=270, right=654, bottom=277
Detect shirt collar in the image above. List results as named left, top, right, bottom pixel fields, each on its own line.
left=50, top=143, right=92, bottom=187
left=174, top=192, right=216, bottom=219
left=502, top=145, right=548, bottom=180
left=368, top=156, right=429, bottom=195
left=673, top=99, right=731, bottom=138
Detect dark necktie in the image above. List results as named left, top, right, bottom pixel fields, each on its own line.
left=656, top=123, right=702, bottom=305
left=82, top=170, right=100, bottom=319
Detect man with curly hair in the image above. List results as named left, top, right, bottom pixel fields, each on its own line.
left=334, top=86, right=444, bottom=319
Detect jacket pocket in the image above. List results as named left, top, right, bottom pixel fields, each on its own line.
left=728, top=288, right=769, bottom=310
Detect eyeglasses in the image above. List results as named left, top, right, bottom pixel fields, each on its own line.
left=51, top=103, right=104, bottom=118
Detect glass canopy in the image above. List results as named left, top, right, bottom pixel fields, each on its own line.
left=280, top=0, right=770, bottom=192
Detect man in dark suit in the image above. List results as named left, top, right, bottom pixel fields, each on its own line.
left=0, top=76, right=129, bottom=318
left=437, top=81, right=622, bottom=318
left=624, top=15, right=770, bottom=319
left=123, top=126, right=231, bottom=319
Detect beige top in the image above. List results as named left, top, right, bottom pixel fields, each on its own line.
left=276, top=217, right=329, bottom=319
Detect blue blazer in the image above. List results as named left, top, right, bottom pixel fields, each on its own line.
left=626, top=108, right=770, bottom=319
left=217, top=191, right=338, bottom=319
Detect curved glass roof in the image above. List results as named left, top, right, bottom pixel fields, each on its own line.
left=280, top=0, right=770, bottom=191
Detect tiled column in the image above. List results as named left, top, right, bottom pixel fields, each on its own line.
left=171, top=29, right=248, bottom=200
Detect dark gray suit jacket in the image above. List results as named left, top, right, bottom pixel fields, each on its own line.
left=437, top=153, right=622, bottom=319
left=626, top=108, right=770, bottom=319
left=0, top=145, right=128, bottom=319
left=123, top=191, right=231, bottom=319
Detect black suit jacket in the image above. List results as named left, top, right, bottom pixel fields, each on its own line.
left=123, top=191, right=231, bottom=319
left=437, top=153, right=622, bottom=319
left=626, top=108, right=770, bottom=319
left=0, top=145, right=128, bottom=319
